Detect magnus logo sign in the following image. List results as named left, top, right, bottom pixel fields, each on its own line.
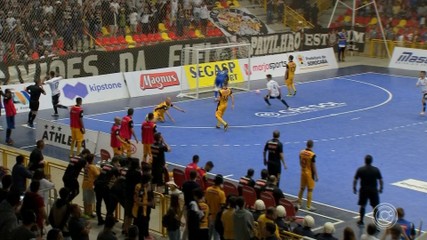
left=396, top=51, right=427, bottom=64
left=140, top=71, right=180, bottom=90
left=63, top=82, right=123, bottom=100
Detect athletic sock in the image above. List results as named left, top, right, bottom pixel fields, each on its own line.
left=264, top=98, right=271, bottom=106
left=423, top=103, right=426, bottom=112
left=281, top=99, right=289, bottom=108
left=28, top=112, right=32, bottom=123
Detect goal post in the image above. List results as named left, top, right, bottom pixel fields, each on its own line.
left=178, top=43, right=251, bottom=99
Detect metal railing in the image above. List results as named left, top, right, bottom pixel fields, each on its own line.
left=367, top=39, right=427, bottom=58
left=284, top=6, right=315, bottom=31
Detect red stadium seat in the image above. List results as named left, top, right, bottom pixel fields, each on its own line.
left=117, top=35, right=127, bottom=44
left=260, top=191, right=276, bottom=208
left=223, top=181, right=239, bottom=197
left=241, top=185, right=257, bottom=209
left=173, top=168, right=186, bottom=189
left=207, top=178, right=214, bottom=188
left=278, top=198, right=304, bottom=223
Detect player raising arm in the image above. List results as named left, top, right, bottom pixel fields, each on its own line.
left=416, top=70, right=427, bottom=115
left=153, top=97, right=185, bottom=123
left=214, top=67, right=229, bottom=101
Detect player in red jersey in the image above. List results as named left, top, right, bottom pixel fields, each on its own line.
left=141, top=112, right=157, bottom=163
left=111, top=117, right=126, bottom=156
left=120, top=108, right=138, bottom=157
left=70, top=97, right=85, bottom=157
left=2, top=88, right=17, bottom=145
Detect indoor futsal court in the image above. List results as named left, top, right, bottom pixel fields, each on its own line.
left=14, top=66, right=426, bottom=234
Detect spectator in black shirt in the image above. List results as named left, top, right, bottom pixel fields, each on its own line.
left=151, top=132, right=171, bottom=192
left=353, top=155, right=383, bottom=226
left=62, top=149, right=91, bottom=202
left=0, top=174, right=12, bottom=203
left=25, top=79, right=46, bottom=128
left=68, top=203, right=90, bottom=240
left=238, top=168, right=255, bottom=195
left=49, top=188, right=72, bottom=238
left=123, top=158, right=142, bottom=235
left=254, top=169, right=269, bottom=198
left=182, top=170, right=200, bottom=207
left=263, top=130, right=287, bottom=186
left=11, top=155, right=33, bottom=195
left=263, top=175, right=285, bottom=204
left=28, top=139, right=45, bottom=172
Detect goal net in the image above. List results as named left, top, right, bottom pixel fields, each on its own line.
left=178, top=43, right=251, bottom=99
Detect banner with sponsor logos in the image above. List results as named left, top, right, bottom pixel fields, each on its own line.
left=123, top=67, right=184, bottom=97
left=388, top=47, right=427, bottom=71
left=35, top=118, right=98, bottom=153
left=241, top=47, right=338, bottom=80
left=183, top=60, right=244, bottom=89
left=54, top=73, right=129, bottom=106
left=0, top=37, right=227, bottom=84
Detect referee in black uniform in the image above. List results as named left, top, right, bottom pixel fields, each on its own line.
left=353, top=154, right=383, bottom=227
left=25, top=79, right=46, bottom=128
left=263, top=130, right=287, bottom=186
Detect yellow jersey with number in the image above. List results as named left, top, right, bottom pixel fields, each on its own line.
left=217, top=88, right=232, bottom=109
left=300, top=148, right=315, bottom=174
left=286, top=61, right=296, bottom=79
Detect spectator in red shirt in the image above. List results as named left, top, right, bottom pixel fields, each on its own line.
left=69, top=97, right=84, bottom=157
left=185, top=155, right=200, bottom=180
left=142, top=112, right=157, bottom=163
left=2, top=89, right=16, bottom=145
left=197, top=161, right=214, bottom=190
left=120, top=108, right=139, bottom=157
left=111, top=117, right=126, bottom=156
left=21, top=181, right=47, bottom=235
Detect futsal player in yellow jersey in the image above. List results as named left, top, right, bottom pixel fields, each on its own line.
left=285, top=55, right=297, bottom=96
left=215, top=81, right=234, bottom=131
left=152, top=97, right=185, bottom=123
left=297, top=140, right=318, bottom=212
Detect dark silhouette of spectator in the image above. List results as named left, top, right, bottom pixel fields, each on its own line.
left=132, top=174, right=154, bottom=240
left=254, top=168, right=269, bottom=197
left=125, top=225, right=139, bottom=240
left=343, top=227, right=356, bottom=240
left=0, top=174, right=12, bottom=202
left=165, top=194, right=182, bottom=240
left=49, top=187, right=72, bottom=238
left=28, top=139, right=45, bottom=172
left=0, top=192, right=21, bottom=238
left=21, top=181, right=47, bottom=234
left=233, top=196, right=254, bottom=240
left=46, top=228, right=64, bottom=240
left=263, top=175, right=285, bottom=204
left=97, top=215, right=118, bottom=240
left=123, top=158, right=142, bottom=235
left=361, top=223, right=379, bottom=240
left=238, top=168, right=256, bottom=195
left=68, top=203, right=90, bottom=240
left=11, top=154, right=33, bottom=195
left=311, top=3, right=319, bottom=26
left=265, top=221, right=279, bottom=240
left=198, top=161, right=214, bottom=190
left=266, top=0, right=274, bottom=24
left=62, top=149, right=90, bottom=202
left=10, top=209, right=38, bottom=239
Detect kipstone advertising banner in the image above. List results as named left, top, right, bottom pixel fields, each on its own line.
left=123, top=67, right=184, bottom=98
left=36, top=118, right=98, bottom=153
left=388, top=47, right=427, bottom=71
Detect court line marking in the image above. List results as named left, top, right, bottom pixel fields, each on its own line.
left=54, top=72, right=374, bottom=122
left=312, top=221, right=344, bottom=232
left=366, top=72, right=418, bottom=79
left=80, top=77, right=393, bottom=129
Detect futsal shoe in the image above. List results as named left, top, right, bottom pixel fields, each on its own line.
left=420, top=111, right=426, bottom=116
left=224, top=124, right=229, bottom=132
left=215, top=126, right=220, bottom=129
left=306, top=206, right=316, bottom=212
left=293, top=91, right=297, bottom=96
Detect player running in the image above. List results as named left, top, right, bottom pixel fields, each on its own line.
left=285, top=55, right=297, bottom=96
left=152, top=97, right=185, bottom=123
left=214, top=67, right=229, bottom=101
left=416, top=70, right=427, bottom=115
left=44, top=71, right=68, bottom=117
left=264, top=74, right=289, bottom=109
left=215, top=80, right=234, bottom=131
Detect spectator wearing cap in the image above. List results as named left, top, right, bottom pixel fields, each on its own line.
left=198, top=160, right=214, bottom=190
left=316, top=222, right=338, bottom=240
left=205, top=174, right=226, bottom=240
left=361, top=223, right=380, bottom=240
left=275, top=205, right=290, bottom=232
left=257, top=207, right=280, bottom=239
left=234, top=196, right=255, bottom=240
left=396, top=207, right=416, bottom=240
left=238, top=168, right=256, bottom=195
left=166, top=180, right=183, bottom=199
left=253, top=199, right=266, bottom=221
left=293, top=215, right=316, bottom=238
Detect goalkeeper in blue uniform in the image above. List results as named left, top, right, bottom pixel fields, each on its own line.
left=214, top=67, right=229, bottom=100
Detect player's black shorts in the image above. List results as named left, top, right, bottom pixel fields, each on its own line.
left=52, top=94, right=60, bottom=105
left=267, top=161, right=281, bottom=176
left=358, top=189, right=379, bottom=207
left=29, top=100, right=40, bottom=111
left=266, top=95, right=282, bottom=100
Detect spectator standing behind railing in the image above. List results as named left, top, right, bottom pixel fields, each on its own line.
left=33, top=170, right=56, bottom=209
left=11, top=154, right=33, bottom=195
left=22, top=181, right=48, bottom=235
left=266, top=0, right=274, bottom=24
left=49, top=187, right=72, bottom=239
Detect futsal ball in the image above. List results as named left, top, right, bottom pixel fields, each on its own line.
left=255, top=90, right=260, bottom=94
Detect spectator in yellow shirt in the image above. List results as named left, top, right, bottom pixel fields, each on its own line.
left=257, top=207, right=281, bottom=240
left=221, top=196, right=237, bottom=240
left=205, top=174, right=226, bottom=240
left=82, top=154, right=100, bottom=217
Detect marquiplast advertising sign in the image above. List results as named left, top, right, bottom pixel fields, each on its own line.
left=389, top=47, right=427, bottom=70
left=183, top=60, right=244, bottom=89
left=124, top=67, right=184, bottom=97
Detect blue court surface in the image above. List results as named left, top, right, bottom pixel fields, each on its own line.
left=55, top=72, right=427, bottom=224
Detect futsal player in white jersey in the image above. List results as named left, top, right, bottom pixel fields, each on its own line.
left=264, top=74, right=289, bottom=109
left=45, top=71, right=68, bottom=116
left=416, top=71, right=427, bottom=115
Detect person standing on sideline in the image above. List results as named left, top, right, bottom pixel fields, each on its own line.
left=69, top=97, right=85, bottom=157
left=353, top=154, right=383, bottom=227
left=2, top=89, right=16, bottom=145
left=416, top=71, right=427, bottom=115
left=396, top=208, right=416, bottom=240
left=25, top=79, right=46, bottom=128
left=44, top=71, right=68, bottom=117
left=337, top=29, right=347, bottom=62
left=215, top=80, right=234, bottom=131
left=263, top=130, right=287, bottom=186
left=141, top=112, right=157, bottom=162
left=28, top=140, right=45, bottom=172
left=110, top=117, right=126, bottom=156
left=297, top=140, right=318, bottom=212
left=264, top=74, right=289, bottom=109
left=151, top=132, right=171, bottom=193
left=120, top=108, right=138, bottom=157
left=285, top=55, right=297, bottom=96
